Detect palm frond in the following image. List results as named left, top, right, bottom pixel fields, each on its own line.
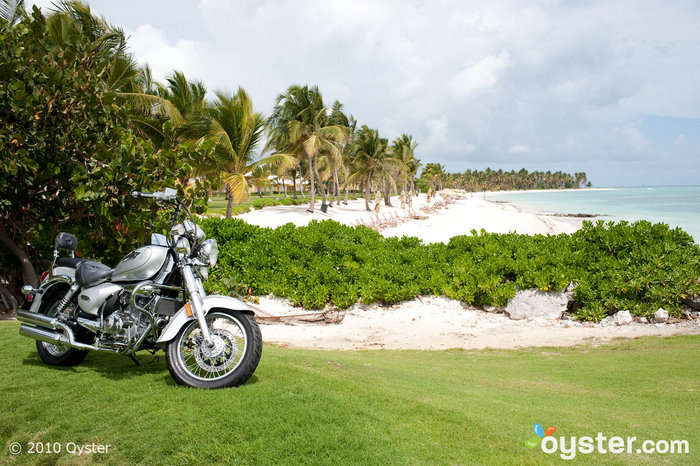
left=250, top=153, right=297, bottom=172
left=208, top=118, right=236, bottom=162
left=1, top=0, right=24, bottom=25
left=221, top=172, right=250, bottom=205
left=117, top=92, right=184, bottom=125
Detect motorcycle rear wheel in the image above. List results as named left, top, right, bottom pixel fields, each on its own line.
left=165, top=310, right=262, bottom=389
left=35, top=292, right=89, bottom=366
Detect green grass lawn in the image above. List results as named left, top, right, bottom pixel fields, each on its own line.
left=206, top=194, right=289, bottom=216
left=1, top=320, right=698, bottom=464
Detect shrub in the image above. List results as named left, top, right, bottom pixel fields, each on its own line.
left=251, top=198, right=279, bottom=209
left=201, top=218, right=700, bottom=321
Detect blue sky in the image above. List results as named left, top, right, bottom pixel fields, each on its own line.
left=30, top=0, right=700, bottom=187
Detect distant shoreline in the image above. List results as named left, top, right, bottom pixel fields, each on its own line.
left=481, top=185, right=699, bottom=243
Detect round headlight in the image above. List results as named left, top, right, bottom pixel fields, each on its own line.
left=200, top=239, right=218, bottom=267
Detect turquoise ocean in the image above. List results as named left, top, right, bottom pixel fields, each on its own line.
left=488, top=186, right=700, bottom=243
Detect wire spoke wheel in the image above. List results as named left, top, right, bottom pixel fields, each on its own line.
left=178, top=312, right=246, bottom=381
left=166, top=310, right=261, bottom=388
left=41, top=300, right=70, bottom=356
left=35, top=290, right=90, bottom=366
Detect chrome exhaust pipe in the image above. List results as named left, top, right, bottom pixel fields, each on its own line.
left=18, top=323, right=98, bottom=351
left=19, top=324, right=68, bottom=346
left=17, top=310, right=58, bottom=329
left=17, top=311, right=120, bottom=353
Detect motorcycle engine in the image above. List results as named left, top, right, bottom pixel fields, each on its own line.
left=98, top=293, right=151, bottom=346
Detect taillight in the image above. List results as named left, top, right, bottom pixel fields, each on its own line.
left=40, top=270, right=50, bottom=283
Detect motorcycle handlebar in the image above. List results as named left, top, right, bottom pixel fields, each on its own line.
left=131, top=188, right=179, bottom=202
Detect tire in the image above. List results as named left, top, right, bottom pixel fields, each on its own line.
left=35, top=291, right=89, bottom=367
left=165, top=310, right=262, bottom=389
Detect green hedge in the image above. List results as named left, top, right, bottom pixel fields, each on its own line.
left=202, top=218, right=700, bottom=321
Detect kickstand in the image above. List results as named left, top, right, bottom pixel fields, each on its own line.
left=128, top=354, right=142, bottom=366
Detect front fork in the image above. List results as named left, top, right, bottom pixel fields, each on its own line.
left=181, top=265, right=214, bottom=347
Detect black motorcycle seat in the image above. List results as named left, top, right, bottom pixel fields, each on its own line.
left=56, top=257, right=91, bottom=268
left=76, top=260, right=113, bottom=287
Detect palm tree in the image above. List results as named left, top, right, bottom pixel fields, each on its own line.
left=347, top=126, right=394, bottom=211
left=204, top=88, right=293, bottom=218
left=326, top=101, right=355, bottom=206
left=266, top=85, right=347, bottom=213
left=421, top=163, right=446, bottom=191
left=391, top=134, right=420, bottom=197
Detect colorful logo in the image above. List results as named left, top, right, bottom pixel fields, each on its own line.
left=526, top=423, right=557, bottom=448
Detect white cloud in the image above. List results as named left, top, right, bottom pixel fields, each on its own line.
left=507, top=145, right=531, bottom=154
left=424, top=114, right=477, bottom=154
left=448, top=50, right=512, bottom=98
left=425, top=114, right=450, bottom=148
left=673, top=134, right=687, bottom=151
left=395, top=78, right=423, bottom=97
left=126, top=24, right=206, bottom=83
left=25, top=0, right=700, bottom=185
left=607, top=124, right=655, bottom=159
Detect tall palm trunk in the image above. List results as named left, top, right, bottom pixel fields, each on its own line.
left=333, top=169, right=341, bottom=206
left=292, top=169, right=298, bottom=199
left=331, top=180, right=336, bottom=207
left=313, top=157, right=327, bottom=206
left=225, top=185, right=234, bottom=220
left=307, top=154, right=316, bottom=212
left=343, top=168, right=349, bottom=205
left=364, top=171, right=373, bottom=211
left=382, top=179, right=393, bottom=206
left=328, top=174, right=334, bottom=207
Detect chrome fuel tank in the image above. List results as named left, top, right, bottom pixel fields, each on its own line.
left=111, top=246, right=168, bottom=282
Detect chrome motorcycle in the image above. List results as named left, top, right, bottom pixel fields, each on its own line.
left=18, top=188, right=262, bottom=389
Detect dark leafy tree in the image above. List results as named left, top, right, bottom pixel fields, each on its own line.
left=0, top=2, right=213, bottom=308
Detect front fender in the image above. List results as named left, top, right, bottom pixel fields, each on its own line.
left=156, top=295, right=254, bottom=344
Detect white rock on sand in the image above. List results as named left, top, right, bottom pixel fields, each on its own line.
left=236, top=193, right=699, bottom=350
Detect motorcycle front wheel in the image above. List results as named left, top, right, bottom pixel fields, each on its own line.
left=165, top=310, right=262, bottom=389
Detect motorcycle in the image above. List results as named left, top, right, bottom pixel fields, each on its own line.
left=17, top=188, right=262, bottom=389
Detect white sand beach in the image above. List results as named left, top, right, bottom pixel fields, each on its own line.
left=236, top=192, right=700, bottom=350
left=239, top=192, right=584, bottom=242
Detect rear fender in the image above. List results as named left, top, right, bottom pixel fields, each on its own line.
left=27, top=276, right=74, bottom=314
left=156, top=295, right=254, bottom=344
